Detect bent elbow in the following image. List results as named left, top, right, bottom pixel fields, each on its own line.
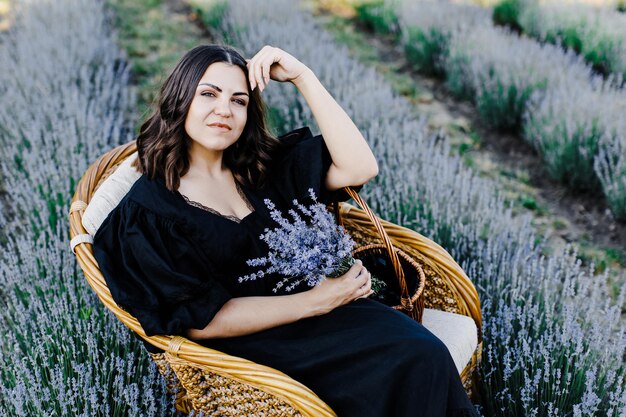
left=360, top=160, right=379, bottom=183
left=326, top=160, right=379, bottom=191
left=369, top=161, right=379, bottom=179
left=185, top=327, right=207, bottom=340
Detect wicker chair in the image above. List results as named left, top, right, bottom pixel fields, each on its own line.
left=69, top=140, right=483, bottom=416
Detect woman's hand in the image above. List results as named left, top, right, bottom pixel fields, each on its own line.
left=306, top=259, right=374, bottom=317
left=246, top=45, right=310, bottom=92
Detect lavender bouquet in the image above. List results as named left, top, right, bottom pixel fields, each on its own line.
left=238, top=188, right=386, bottom=294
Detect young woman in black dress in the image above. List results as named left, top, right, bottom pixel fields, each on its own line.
left=92, top=44, right=478, bottom=417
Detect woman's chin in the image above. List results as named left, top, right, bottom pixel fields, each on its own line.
left=191, top=137, right=237, bottom=152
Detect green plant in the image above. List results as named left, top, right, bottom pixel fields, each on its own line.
left=519, top=194, right=538, bottom=211
left=545, top=123, right=602, bottom=192
left=492, top=0, right=522, bottom=32
left=475, top=77, right=539, bottom=131
left=583, top=34, right=619, bottom=76
left=604, top=247, right=626, bottom=267
left=190, top=0, right=239, bottom=45
left=353, top=0, right=400, bottom=39
left=445, top=53, right=476, bottom=101
left=545, top=26, right=584, bottom=54
left=403, top=26, right=449, bottom=77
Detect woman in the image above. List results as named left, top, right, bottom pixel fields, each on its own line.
left=93, top=44, right=478, bottom=417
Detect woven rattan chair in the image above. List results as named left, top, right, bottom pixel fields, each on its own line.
left=69, top=140, right=483, bottom=416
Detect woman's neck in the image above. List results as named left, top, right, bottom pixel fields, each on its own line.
left=187, top=147, right=228, bottom=180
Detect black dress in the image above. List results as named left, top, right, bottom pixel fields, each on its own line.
left=92, top=126, right=478, bottom=417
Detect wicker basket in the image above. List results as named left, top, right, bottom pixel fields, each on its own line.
left=353, top=243, right=425, bottom=321
left=69, top=140, right=483, bottom=415
left=330, top=188, right=427, bottom=322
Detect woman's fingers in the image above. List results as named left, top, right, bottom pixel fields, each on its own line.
left=246, top=53, right=262, bottom=91
left=335, top=259, right=373, bottom=302
left=247, top=46, right=276, bottom=92
left=353, top=268, right=370, bottom=293
left=356, top=277, right=374, bottom=300
left=246, top=56, right=260, bottom=91
left=352, top=265, right=367, bottom=281
left=252, top=50, right=267, bottom=90
left=362, top=272, right=372, bottom=291
left=358, top=271, right=373, bottom=299
left=260, top=50, right=272, bottom=86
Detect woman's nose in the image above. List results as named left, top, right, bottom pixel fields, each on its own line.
left=213, top=98, right=232, bottom=116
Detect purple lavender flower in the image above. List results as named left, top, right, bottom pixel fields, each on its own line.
left=238, top=188, right=380, bottom=293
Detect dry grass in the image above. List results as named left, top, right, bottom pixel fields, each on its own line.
left=0, top=0, right=12, bottom=32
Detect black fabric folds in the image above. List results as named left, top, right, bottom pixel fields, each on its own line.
left=93, top=197, right=232, bottom=336
left=273, top=126, right=363, bottom=206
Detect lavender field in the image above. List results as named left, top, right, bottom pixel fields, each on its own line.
left=0, top=0, right=625, bottom=416
left=374, top=0, right=626, bottom=221
left=0, top=0, right=174, bottom=415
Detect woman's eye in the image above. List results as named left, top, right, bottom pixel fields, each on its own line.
left=201, top=92, right=246, bottom=106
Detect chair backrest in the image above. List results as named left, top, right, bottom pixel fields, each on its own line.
left=81, top=151, right=141, bottom=236
left=70, top=141, right=160, bottom=343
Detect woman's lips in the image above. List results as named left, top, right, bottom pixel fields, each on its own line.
left=208, top=124, right=231, bottom=131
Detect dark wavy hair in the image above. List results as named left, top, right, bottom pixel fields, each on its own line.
left=131, top=44, right=283, bottom=192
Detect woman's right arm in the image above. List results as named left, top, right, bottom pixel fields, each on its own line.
left=186, top=260, right=373, bottom=340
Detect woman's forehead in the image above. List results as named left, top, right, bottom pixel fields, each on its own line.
left=198, top=62, right=248, bottom=91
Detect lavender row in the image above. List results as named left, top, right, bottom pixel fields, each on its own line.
left=495, top=0, right=626, bottom=81
left=0, top=0, right=174, bottom=415
left=191, top=0, right=626, bottom=414
left=383, top=0, right=626, bottom=221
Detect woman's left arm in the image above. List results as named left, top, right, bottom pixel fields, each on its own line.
left=247, top=46, right=379, bottom=191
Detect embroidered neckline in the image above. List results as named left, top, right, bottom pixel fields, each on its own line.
left=180, top=181, right=254, bottom=223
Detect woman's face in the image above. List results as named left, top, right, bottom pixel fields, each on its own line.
left=184, top=61, right=250, bottom=153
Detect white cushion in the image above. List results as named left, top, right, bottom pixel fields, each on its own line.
left=422, top=308, right=478, bottom=374
left=82, top=152, right=141, bottom=236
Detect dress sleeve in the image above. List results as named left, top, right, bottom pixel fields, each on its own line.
left=275, top=126, right=365, bottom=206
left=92, top=198, right=232, bottom=336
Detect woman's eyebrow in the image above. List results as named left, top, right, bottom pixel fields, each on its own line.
left=198, top=82, right=249, bottom=97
